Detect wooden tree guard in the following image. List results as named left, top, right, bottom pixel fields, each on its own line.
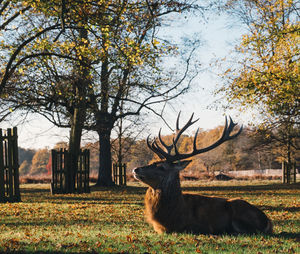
left=113, top=163, right=127, bottom=186
left=51, top=149, right=90, bottom=194
left=0, top=127, right=21, bottom=202
left=282, top=161, right=297, bottom=184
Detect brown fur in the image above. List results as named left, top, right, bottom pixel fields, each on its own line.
left=145, top=189, right=273, bottom=234
left=134, top=161, right=273, bottom=235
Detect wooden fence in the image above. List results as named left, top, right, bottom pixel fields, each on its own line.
left=282, top=161, right=297, bottom=184
left=0, top=127, right=21, bottom=202
left=113, top=163, right=126, bottom=186
left=51, top=149, right=90, bottom=194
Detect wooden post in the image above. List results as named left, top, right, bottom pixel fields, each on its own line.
left=51, top=150, right=56, bottom=194
left=12, top=127, right=20, bottom=201
left=7, top=129, right=14, bottom=200
left=118, top=163, right=121, bottom=185
left=0, top=129, right=4, bottom=202
left=113, top=164, right=116, bottom=185
left=123, top=163, right=126, bottom=186
left=293, top=162, right=296, bottom=183
left=77, top=151, right=82, bottom=193
left=282, top=161, right=286, bottom=183
left=59, top=149, right=62, bottom=192
left=85, top=150, right=90, bottom=193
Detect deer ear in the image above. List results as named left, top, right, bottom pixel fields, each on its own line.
left=174, top=160, right=192, bottom=171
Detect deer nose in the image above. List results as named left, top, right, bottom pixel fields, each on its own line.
left=132, top=167, right=139, bottom=174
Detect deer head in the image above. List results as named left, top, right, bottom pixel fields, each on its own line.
left=133, top=112, right=243, bottom=189
left=133, top=160, right=192, bottom=189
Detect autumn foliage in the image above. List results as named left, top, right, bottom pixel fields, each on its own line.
left=18, top=124, right=299, bottom=179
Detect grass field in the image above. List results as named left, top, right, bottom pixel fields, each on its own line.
left=0, top=180, right=299, bottom=253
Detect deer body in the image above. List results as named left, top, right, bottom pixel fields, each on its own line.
left=133, top=113, right=273, bottom=235
left=134, top=161, right=273, bottom=235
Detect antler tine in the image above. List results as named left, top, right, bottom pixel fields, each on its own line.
left=193, top=127, right=200, bottom=151
left=158, top=128, right=173, bottom=153
left=146, top=135, right=156, bottom=153
left=146, top=134, right=162, bottom=159
left=171, top=113, right=200, bottom=159
left=176, top=111, right=181, bottom=131
left=232, top=125, right=243, bottom=138
left=218, top=116, right=229, bottom=141
left=226, top=116, right=243, bottom=139
left=147, top=135, right=166, bottom=160
left=174, top=112, right=199, bottom=145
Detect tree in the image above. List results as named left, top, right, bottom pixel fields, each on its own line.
left=19, top=160, right=31, bottom=176
left=251, top=123, right=299, bottom=169
left=111, top=115, right=147, bottom=166
left=0, top=1, right=205, bottom=186
left=0, top=0, right=87, bottom=191
left=30, top=148, right=50, bottom=175
left=19, top=147, right=35, bottom=165
left=0, top=1, right=62, bottom=98
left=219, top=0, right=300, bottom=178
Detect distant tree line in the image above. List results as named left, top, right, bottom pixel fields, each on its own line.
left=18, top=124, right=299, bottom=177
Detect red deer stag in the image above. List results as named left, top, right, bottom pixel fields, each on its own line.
left=133, top=113, right=273, bottom=235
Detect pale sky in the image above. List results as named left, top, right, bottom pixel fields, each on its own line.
left=2, top=11, right=253, bottom=149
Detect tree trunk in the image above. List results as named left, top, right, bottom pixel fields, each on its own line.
left=117, top=117, right=123, bottom=165
left=66, top=25, right=89, bottom=192
left=96, top=127, right=115, bottom=186
left=67, top=105, right=86, bottom=192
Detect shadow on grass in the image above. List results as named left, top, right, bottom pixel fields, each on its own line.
left=20, top=185, right=147, bottom=194
left=182, top=182, right=300, bottom=192
left=1, top=252, right=119, bottom=254
left=20, top=185, right=147, bottom=205
left=45, top=196, right=145, bottom=206
left=20, top=182, right=299, bottom=194
left=0, top=252, right=116, bottom=254
left=20, top=187, right=50, bottom=194
left=274, top=231, right=300, bottom=241
left=0, top=216, right=137, bottom=228
left=259, top=205, right=300, bottom=212
left=19, top=183, right=299, bottom=205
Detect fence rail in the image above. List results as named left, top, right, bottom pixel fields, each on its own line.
left=51, top=149, right=90, bottom=194
left=0, top=127, right=21, bottom=202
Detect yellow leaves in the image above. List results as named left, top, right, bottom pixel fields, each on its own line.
left=223, top=0, right=299, bottom=116
left=101, top=26, right=110, bottom=35
left=81, top=38, right=88, bottom=44
left=153, top=39, right=160, bottom=47
left=18, top=68, right=24, bottom=74
left=126, top=234, right=133, bottom=242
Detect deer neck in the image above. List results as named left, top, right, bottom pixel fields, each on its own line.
left=146, top=172, right=183, bottom=210
left=161, top=173, right=182, bottom=200
left=145, top=172, right=185, bottom=233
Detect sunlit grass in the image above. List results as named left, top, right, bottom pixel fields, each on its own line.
left=0, top=180, right=299, bottom=253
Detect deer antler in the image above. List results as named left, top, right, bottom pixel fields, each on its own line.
left=147, top=112, right=243, bottom=162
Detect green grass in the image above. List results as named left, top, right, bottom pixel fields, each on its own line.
left=0, top=180, right=299, bottom=253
